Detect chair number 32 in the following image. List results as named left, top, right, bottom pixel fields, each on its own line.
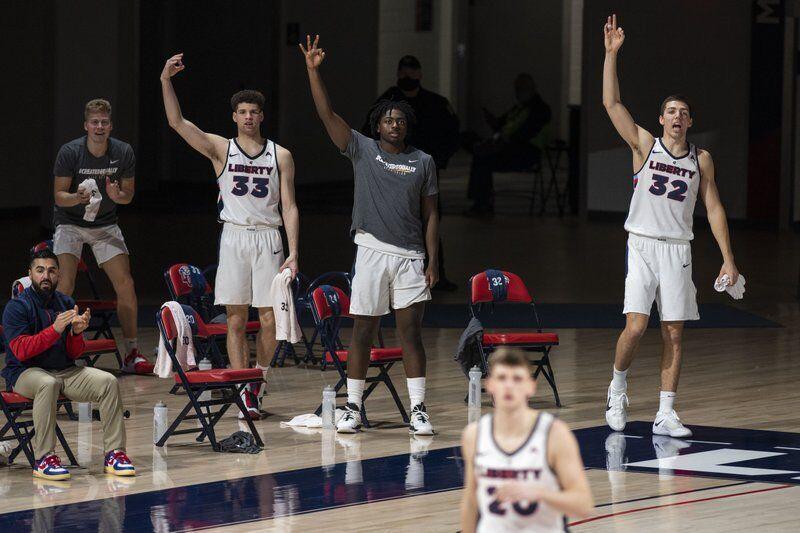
left=491, top=276, right=505, bottom=287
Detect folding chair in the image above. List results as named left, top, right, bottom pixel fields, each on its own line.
left=299, top=272, right=353, bottom=366
left=155, top=305, right=264, bottom=451
left=31, top=241, right=117, bottom=342
left=0, top=391, right=78, bottom=468
left=309, top=285, right=408, bottom=428
left=10, top=278, right=122, bottom=369
left=469, top=269, right=561, bottom=406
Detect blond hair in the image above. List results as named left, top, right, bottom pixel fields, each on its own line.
left=85, top=99, right=112, bottom=120
left=488, top=347, right=533, bottom=375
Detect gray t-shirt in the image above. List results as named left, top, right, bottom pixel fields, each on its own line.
left=342, top=130, right=438, bottom=251
left=53, top=136, right=135, bottom=227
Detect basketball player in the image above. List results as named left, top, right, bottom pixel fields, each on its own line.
left=300, top=36, right=439, bottom=435
left=53, top=99, right=153, bottom=375
left=602, top=14, right=740, bottom=437
left=460, top=349, right=594, bottom=532
left=160, top=53, right=299, bottom=419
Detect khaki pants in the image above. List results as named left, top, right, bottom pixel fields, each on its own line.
left=14, top=366, right=126, bottom=459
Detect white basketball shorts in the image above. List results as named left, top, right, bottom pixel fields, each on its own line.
left=215, top=223, right=283, bottom=308
left=349, top=246, right=431, bottom=316
left=53, top=223, right=128, bottom=265
left=623, top=233, right=699, bottom=322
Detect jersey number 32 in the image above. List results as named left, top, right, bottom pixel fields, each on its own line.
left=649, top=173, right=687, bottom=202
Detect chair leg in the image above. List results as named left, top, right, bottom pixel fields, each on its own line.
left=232, top=384, right=264, bottom=448
left=381, top=367, right=410, bottom=424
left=7, top=415, right=36, bottom=467
left=56, top=424, right=78, bottom=466
left=156, top=401, right=195, bottom=447
left=539, top=353, right=561, bottom=407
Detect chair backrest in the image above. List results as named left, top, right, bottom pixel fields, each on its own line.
left=306, top=271, right=351, bottom=302
left=164, top=263, right=212, bottom=300
left=470, top=270, right=532, bottom=304
left=156, top=304, right=199, bottom=352
left=310, top=285, right=350, bottom=323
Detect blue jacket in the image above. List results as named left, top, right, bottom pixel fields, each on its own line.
left=2, top=287, right=80, bottom=389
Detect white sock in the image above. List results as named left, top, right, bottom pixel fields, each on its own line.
left=659, top=391, right=675, bottom=413
left=347, top=378, right=365, bottom=407
left=611, top=367, right=628, bottom=391
left=407, top=377, right=426, bottom=407
left=124, top=338, right=138, bottom=353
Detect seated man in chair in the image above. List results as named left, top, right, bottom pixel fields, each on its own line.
left=2, top=249, right=135, bottom=480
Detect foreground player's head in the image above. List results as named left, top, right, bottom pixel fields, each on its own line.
left=29, top=249, right=60, bottom=299
left=84, top=99, right=113, bottom=144
left=396, top=55, right=422, bottom=92
left=659, top=95, right=693, bottom=140
left=369, top=99, right=417, bottom=146
left=230, top=90, right=265, bottom=136
left=486, top=348, right=536, bottom=410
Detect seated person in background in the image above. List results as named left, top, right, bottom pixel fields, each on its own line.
left=2, top=249, right=135, bottom=480
left=465, top=73, right=551, bottom=215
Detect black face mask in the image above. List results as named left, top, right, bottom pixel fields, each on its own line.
left=397, top=77, right=420, bottom=91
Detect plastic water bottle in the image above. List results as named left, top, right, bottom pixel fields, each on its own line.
left=153, top=401, right=168, bottom=445
left=468, top=366, right=482, bottom=408
left=322, top=385, right=336, bottom=429
left=198, top=358, right=212, bottom=402
left=77, top=402, right=92, bottom=423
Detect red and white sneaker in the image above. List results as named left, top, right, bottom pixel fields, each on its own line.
left=33, top=454, right=71, bottom=480
left=122, top=349, right=155, bottom=375
left=238, top=384, right=261, bottom=420
left=104, top=449, right=136, bottom=476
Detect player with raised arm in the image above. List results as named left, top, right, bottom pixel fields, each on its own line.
left=300, top=36, right=439, bottom=435
left=160, top=53, right=300, bottom=420
left=602, top=14, right=740, bottom=437
left=460, top=349, right=594, bottom=532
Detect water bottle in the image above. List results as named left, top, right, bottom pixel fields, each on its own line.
left=153, top=401, right=168, bottom=445
left=322, top=385, right=336, bottom=429
left=468, top=366, right=482, bottom=408
left=77, top=402, right=92, bottom=423
left=198, top=358, right=212, bottom=402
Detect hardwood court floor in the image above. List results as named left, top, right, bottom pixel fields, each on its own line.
left=1, top=215, right=799, bottom=531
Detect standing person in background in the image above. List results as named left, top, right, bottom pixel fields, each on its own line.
left=52, top=99, right=153, bottom=375
left=364, top=55, right=460, bottom=291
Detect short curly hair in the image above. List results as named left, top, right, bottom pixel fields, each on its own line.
left=368, top=99, right=416, bottom=139
left=230, top=90, right=265, bottom=112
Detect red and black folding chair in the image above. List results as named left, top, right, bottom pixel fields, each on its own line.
left=469, top=269, right=562, bottom=407
left=155, top=305, right=264, bottom=451
left=11, top=277, right=122, bottom=369
left=295, top=272, right=352, bottom=366
left=31, top=241, right=117, bottom=342
left=0, top=390, right=78, bottom=468
left=310, top=285, right=408, bottom=427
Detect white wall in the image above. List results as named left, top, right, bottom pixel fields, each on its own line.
left=582, top=0, right=751, bottom=218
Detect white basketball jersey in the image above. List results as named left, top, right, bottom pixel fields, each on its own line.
left=217, top=138, right=282, bottom=227
left=624, top=138, right=701, bottom=241
left=475, top=413, right=565, bottom=532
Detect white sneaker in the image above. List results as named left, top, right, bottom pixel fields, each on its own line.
left=604, top=432, right=627, bottom=471
left=605, top=386, right=629, bottom=432
left=652, top=410, right=692, bottom=438
left=336, top=403, right=362, bottom=433
left=408, top=403, right=435, bottom=435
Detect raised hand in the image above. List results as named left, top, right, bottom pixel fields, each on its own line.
left=604, top=14, right=625, bottom=53
left=71, top=306, right=91, bottom=335
left=298, top=34, right=326, bottom=70
left=161, top=53, right=185, bottom=80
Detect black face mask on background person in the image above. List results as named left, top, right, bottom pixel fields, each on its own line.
left=397, top=77, right=420, bottom=91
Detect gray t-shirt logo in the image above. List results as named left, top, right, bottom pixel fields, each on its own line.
left=374, top=154, right=417, bottom=175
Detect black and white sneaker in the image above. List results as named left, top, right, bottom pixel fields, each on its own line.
left=336, top=402, right=362, bottom=433
left=408, top=403, right=435, bottom=435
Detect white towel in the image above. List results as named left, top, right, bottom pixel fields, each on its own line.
left=78, top=179, right=102, bottom=222
left=11, top=276, right=31, bottom=298
left=714, top=273, right=746, bottom=300
left=155, top=301, right=197, bottom=378
left=280, top=409, right=346, bottom=428
left=270, top=268, right=302, bottom=343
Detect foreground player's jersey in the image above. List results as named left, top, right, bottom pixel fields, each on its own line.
left=625, top=138, right=701, bottom=241
left=217, top=138, right=282, bottom=226
left=475, top=412, right=566, bottom=532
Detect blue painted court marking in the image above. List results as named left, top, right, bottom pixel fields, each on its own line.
left=3, top=422, right=800, bottom=532
left=0, top=446, right=466, bottom=532
left=578, top=422, right=800, bottom=486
